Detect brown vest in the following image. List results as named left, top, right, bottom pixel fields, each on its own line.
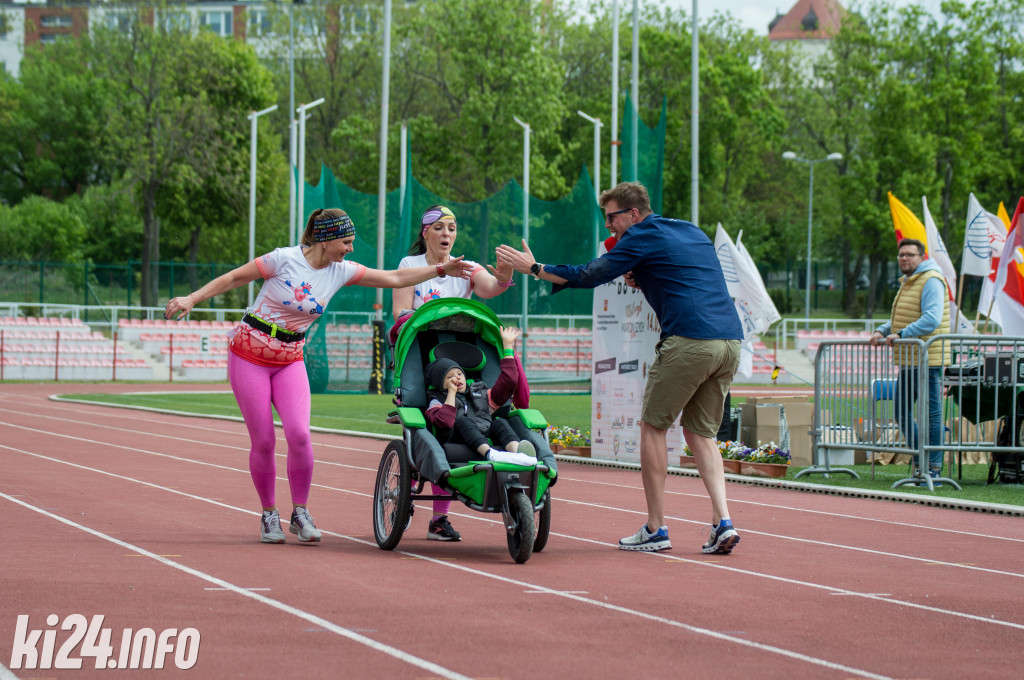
left=890, top=269, right=951, bottom=367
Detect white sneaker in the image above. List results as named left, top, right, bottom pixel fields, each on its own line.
left=289, top=507, right=322, bottom=543
left=518, top=441, right=537, bottom=459
left=487, top=448, right=537, bottom=466
left=260, top=509, right=285, bottom=544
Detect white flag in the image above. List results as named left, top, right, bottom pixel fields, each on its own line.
left=922, top=196, right=957, bottom=297
left=962, top=193, right=1005, bottom=277
left=922, top=197, right=976, bottom=334
left=714, top=224, right=781, bottom=340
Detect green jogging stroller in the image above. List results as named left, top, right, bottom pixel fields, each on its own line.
left=372, top=298, right=556, bottom=563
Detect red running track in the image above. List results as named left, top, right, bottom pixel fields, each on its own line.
left=1, top=383, right=1023, bottom=679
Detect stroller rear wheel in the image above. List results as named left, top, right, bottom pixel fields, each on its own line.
left=373, top=440, right=412, bottom=550
left=506, top=491, right=536, bottom=564
left=533, top=490, right=551, bottom=553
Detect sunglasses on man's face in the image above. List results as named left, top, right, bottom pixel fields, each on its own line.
left=605, top=207, right=631, bottom=223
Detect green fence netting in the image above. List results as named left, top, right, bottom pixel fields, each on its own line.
left=300, top=98, right=666, bottom=392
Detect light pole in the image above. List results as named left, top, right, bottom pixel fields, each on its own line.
left=295, top=97, right=325, bottom=240
left=286, top=0, right=303, bottom=247
left=513, top=115, right=531, bottom=368
left=782, top=150, right=842, bottom=320
left=247, top=104, right=278, bottom=305
left=577, top=110, right=603, bottom=257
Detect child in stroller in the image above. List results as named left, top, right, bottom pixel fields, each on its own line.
left=425, top=326, right=538, bottom=468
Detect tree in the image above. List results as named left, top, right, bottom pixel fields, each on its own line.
left=89, top=7, right=275, bottom=306
left=0, top=39, right=109, bottom=205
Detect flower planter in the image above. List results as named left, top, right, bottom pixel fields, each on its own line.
left=740, top=462, right=788, bottom=479
left=722, top=459, right=742, bottom=474
left=550, top=443, right=563, bottom=454
left=678, top=454, right=698, bottom=469
left=564, top=445, right=591, bottom=458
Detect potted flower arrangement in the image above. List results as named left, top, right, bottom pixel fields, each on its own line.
left=548, top=426, right=591, bottom=457
left=740, top=442, right=791, bottom=478
left=719, top=440, right=752, bottom=474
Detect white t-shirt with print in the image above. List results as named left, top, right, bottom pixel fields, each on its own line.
left=249, top=245, right=366, bottom=332
left=398, top=253, right=483, bottom=309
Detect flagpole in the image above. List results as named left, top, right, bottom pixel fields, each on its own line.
left=954, top=275, right=965, bottom=333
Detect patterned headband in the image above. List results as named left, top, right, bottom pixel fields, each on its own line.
left=420, top=206, right=456, bottom=234
left=312, top=214, right=355, bottom=242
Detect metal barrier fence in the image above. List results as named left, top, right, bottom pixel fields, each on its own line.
left=803, top=335, right=1024, bottom=492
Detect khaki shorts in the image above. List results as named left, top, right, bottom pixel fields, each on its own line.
left=641, top=336, right=740, bottom=437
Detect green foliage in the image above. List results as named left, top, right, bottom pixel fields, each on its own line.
left=0, top=195, right=86, bottom=262
left=2, top=0, right=1024, bottom=322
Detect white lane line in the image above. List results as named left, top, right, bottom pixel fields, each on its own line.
left=0, top=474, right=894, bottom=680
left=49, top=395, right=394, bottom=441
left=5, top=442, right=1024, bottom=638
left=0, top=491, right=471, bottom=680
left=557, top=496, right=1024, bottom=580
left=12, top=405, right=1024, bottom=545
left=3, top=418, right=1024, bottom=582
left=3, top=407, right=382, bottom=466
left=560, top=475, right=1024, bottom=543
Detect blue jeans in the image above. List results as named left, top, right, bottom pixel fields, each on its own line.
left=894, top=366, right=944, bottom=471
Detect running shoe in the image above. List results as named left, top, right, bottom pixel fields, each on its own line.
left=487, top=448, right=537, bottom=466
left=618, top=524, right=671, bottom=552
left=289, top=507, right=322, bottom=543
left=518, top=440, right=537, bottom=459
left=427, top=514, right=461, bottom=541
left=260, top=509, right=285, bottom=544
left=701, top=520, right=740, bottom=554
left=404, top=502, right=415, bottom=532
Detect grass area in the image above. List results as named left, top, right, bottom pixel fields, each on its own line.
left=784, top=462, right=1023, bottom=506
left=63, top=390, right=1022, bottom=507
left=63, top=391, right=593, bottom=437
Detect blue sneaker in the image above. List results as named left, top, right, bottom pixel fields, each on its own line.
left=702, top=520, right=740, bottom=554
left=618, top=524, right=671, bottom=552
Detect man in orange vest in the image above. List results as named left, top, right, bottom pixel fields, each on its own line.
left=869, top=238, right=951, bottom=481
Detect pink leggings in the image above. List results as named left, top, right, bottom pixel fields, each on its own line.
left=228, top=353, right=314, bottom=509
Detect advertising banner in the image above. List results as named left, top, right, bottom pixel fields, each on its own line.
left=590, top=276, right=683, bottom=462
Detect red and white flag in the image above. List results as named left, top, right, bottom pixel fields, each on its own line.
left=990, top=198, right=1024, bottom=335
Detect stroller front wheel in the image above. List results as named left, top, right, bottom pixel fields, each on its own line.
left=506, top=491, right=536, bottom=564
left=373, top=440, right=412, bottom=550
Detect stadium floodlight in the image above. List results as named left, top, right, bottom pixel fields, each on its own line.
left=782, top=150, right=844, bottom=320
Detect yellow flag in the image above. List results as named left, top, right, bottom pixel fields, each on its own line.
left=888, top=192, right=928, bottom=247
left=998, top=201, right=1012, bottom=229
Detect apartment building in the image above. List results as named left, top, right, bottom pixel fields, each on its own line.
left=0, top=1, right=376, bottom=78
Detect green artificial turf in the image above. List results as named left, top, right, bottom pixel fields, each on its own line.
left=61, top=391, right=593, bottom=437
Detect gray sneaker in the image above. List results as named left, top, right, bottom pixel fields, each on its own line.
left=289, top=507, right=322, bottom=543
left=260, top=509, right=286, bottom=544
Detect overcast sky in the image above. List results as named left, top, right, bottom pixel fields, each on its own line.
left=658, top=1, right=965, bottom=35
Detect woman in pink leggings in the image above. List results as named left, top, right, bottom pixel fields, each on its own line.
left=165, top=208, right=473, bottom=544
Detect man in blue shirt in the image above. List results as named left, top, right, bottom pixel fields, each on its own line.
left=497, top=182, right=744, bottom=554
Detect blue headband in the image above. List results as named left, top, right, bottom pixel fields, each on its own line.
left=313, top=214, right=355, bottom=242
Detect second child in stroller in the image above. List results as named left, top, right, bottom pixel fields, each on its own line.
left=425, top=326, right=538, bottom=469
